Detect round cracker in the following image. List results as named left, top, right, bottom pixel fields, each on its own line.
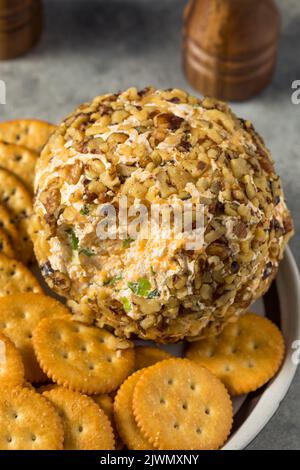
left=24, top=382, right=35, bottom=391
left=35, top=384, right=57, bottom=394
left=33, top=317, right=135, bottom=394
left=0, top=332, right=24, bottom=387
left=114, top=370, right=154, bottom=450
left=0, top=293, right=71, bottom=383
left=185, top=313, right=285, bottom=396
left=0, top=227, right=14, bottom=258
left=43, top=387, right=115, bottom=450
left=133, top=358, right=233, bottom=450
left=0, top=254, right=42, bottom=297
left=92, top=394, right=114, bottom=421
left=92, top=393, right=125, bottom=449
left=0, top=141, right=37, bottom=192
left=0, top=203, right=20, bottom=253
left=0, top=386, right=64, bottom=450
left=0, top=168, right=33, bottom=264
left=0, top=120, right=56, bottom=153
left=134, top=346, right=172, bottom=371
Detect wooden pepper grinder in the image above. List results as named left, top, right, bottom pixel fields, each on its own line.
left=183, top=0, right=280, bottom=101
left=0, top=0, right=43, bottom=60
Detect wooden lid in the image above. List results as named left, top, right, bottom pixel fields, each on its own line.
left=183, top=0, right=280, bottom=101
left=0, top=0, right=32, bottom=18
left=0, top=0, right=42, bottom=60
left=0, top=0, right=34, bottom=28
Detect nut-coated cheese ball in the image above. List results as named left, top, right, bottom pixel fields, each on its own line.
left=32, top=87, right=293, bottom=342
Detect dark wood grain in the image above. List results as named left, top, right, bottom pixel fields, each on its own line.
left=183, top=0, right=280, bottom=101
left=0, top=0, right=42, bottom=60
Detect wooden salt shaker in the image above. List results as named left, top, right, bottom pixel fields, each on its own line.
left=183, top=0, right=281, bottom=101
left=0, top=0, right=43, bottom=60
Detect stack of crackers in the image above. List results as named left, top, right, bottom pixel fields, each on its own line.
left=0, top=297, right=285, bottom=450
left=0, top=119, right=55, bottom=269
left=0, top=118, right=285, bottom=450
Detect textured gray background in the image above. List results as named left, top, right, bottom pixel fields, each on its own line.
left=0, top=0, right=299, bottom=450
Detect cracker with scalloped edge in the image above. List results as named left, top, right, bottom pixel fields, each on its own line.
left=93, top=393, right=125, bottom=449
left=0, top=203, right=19, bottom=253
left=185, top=313, right=285, bottom=396
left=114, top=370, right=154, bottom=450
left=24, top=382, right=35, bottom=391
left=35, top=383, right=57, bottom=393
left=133, top=358, right=233, bottom=450
left=0, top=332, right=24, bottom=387
left=0, top=141, right=37, bottom=192
left=43, top=387, right=115, bottom=450
left=0, top=293, right=70, bottom=383
left=0, top=120, right=56, bottom=153
left=0, top=255, right=42, bottom=297
left=0, top=386, right=64, bottom=450
left=134, top=346, right=172, bottom=371
left=33, top=317, right=135, bottom=394
left=92, top=394, right=114, bottom=421
left=0, top=227, right=14, bottom=258
left=0, top=168, right=34, bottom=263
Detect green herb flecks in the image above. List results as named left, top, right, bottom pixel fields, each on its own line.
left=66, top=228, right=79, bottom=251
left=122, top=237, right=134, bottom=248
left=121, top=297, right=131, bottom=313
left=147, top=289, right=160, bottom=299
left=128, top=278, right=152, bottom=297
left=127, top=281, right=138, bottom=294
left=80, top=205, right=89, bottom=216
left=103, top=274, right=123, bottom=286
left=80, top=248, right=96, bottom=257
left=181, top=194, right=192, bottom=201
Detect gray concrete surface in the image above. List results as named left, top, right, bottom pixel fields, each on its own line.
left=0, top=0, right=299, bottom=450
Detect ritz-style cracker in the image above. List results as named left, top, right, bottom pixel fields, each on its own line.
left=114, top=370, right=154, bottom=450
left=0, top=168, right=34, bottom=263
left=0, top=293, right=71, bottom=383
left=133, top=358, right=233, bottom=450
left=43, top=387, right=115, bottom=450
left=0, top=331, right=24, bottom=387
left=0, top=119, right=56, bottom=153
left=0, top=141, right=37, bottom=192
left=0, top=254, right=42, bottom=297
left=0, top=386, right=64, bottom=450
left=0, top=227, right=14, bottom=258
left=134, top=346, right=172, bottom=371
left=0, top=204, right=20, bottom=254
left=186, top=313, right=285, bottom=395
left=33, top=317, right=135, bottom=394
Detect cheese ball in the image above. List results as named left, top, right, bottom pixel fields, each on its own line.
left=32, top=87, right=293, bottom=343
